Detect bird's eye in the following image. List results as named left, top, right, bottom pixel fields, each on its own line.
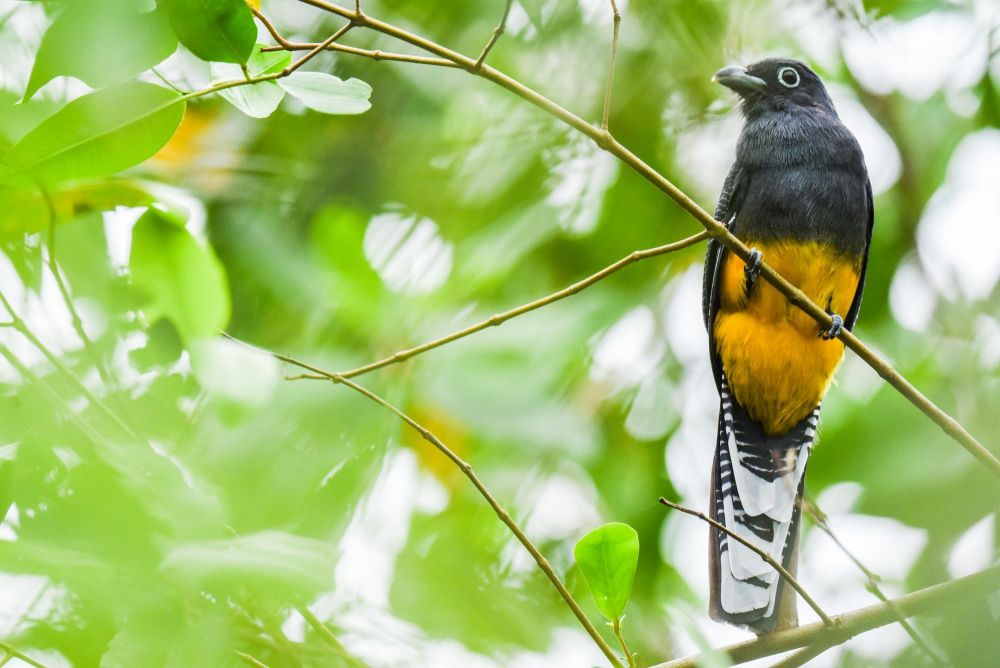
left=777, top=66, right=800, bottom=88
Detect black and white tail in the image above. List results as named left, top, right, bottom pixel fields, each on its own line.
left=708, top=374, right=817, bottom=632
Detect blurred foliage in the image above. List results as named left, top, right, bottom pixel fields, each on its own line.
left=0, top=0, right=997, bottom=666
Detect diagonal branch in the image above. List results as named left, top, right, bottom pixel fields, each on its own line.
left=658, top=498, right=832, bottom=627
left=474, top=0, right=512, bottom=71
left=285, top=231, right=708, bottom=381
left=803, top=501, right=945, bottom=664
left=285, top=0, right=1000, bottom=480
left=221, top=337, right=625, bottom=668
left=0, top=641, right=50, bottom=668
left=601, top=0, right=621, bottom=131
left=649, top=564, right=1000, bottom=668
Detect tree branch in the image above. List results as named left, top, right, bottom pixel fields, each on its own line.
left=658, top=498, right=832, bottom=627
left=649, top=564, right=1000, bottom=668
left=601, top=0, right=621, bottom=131
left=280, top=0, right=1000, bottom=480
left=221, top=337, right=625, bottom=668
left=474, top=0, right=512, bottom=72
left=0, top=641, right=49, bottom=668
left=803, top=501, right=944, bottom=664
left=284, top=231, right=707, bottom=381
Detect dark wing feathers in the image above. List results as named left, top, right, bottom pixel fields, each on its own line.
left=843, top=178, right=874, bottom=331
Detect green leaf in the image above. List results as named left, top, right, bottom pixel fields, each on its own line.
left=164, top=0, right=257, bottom=64
left=573, top=522, right=639, bottom=621
left=210, top=46, right=290, bottom=118
left=23, top=1, right=177, bottom=100
left=161, top=530, right=336, bottom=598
left=278, top=72, right=372, bottom=115
left=129, top=208, right=231, bottom=341
left=1, top=82, right=184, bottom=188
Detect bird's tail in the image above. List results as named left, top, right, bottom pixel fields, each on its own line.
left=708, top=376, right=817, bottom=633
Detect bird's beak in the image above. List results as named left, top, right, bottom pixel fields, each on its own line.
left=712, top=66, right=767, bottom=94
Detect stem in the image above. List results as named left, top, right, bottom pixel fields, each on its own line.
left=284, top=231, right=707, bottom=381
left=803, top=502, right=945, bottom=664
left=0, top=641, right=51, bottom=668
left=601, top=0, right=621, bottom=131
left=649, top=565, right=1000, bottom=668
left=474, top=0, right=512, bottom=71
left=659, top=498, right=832, bottom=627
left=612, top=617, right=636, bottom=668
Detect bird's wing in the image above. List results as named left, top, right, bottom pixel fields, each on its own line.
left=703, top=164, right=745, bottom=332
left=844, top=178, right=874, bottom=331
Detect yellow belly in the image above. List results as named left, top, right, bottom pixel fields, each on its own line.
left=714, top=240, right=861, bottom=436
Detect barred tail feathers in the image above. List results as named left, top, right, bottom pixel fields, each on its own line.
left=709, top=376, right=816, bottom=631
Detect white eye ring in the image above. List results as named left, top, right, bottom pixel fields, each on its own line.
left=778, top=66, right=800, bottom=88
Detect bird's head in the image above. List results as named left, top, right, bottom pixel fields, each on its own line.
left=713, top=59, right=835, bottom=117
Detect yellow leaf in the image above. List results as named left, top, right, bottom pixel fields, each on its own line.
left=245, top=0, right=260, bottom=9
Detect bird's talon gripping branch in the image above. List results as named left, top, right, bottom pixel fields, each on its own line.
left=821, top=313, right=844, bottom=340
left=743, top=247, right=762, bottom=295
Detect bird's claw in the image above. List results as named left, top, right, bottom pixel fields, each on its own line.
left=743, top=248, right=762, bottom=296
left=820, top=314, right=844, bottom=340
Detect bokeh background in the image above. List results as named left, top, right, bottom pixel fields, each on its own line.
left=0, top=0, right=998, bottom=666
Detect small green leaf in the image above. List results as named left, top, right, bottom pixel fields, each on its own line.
left=2, top=82, right=184, bottom=187
left=23, top=1, right=177, bottom=100
left=573, top=522, right=639, bottom=621
left=129, top=208, right=230, bottom=341
left=211, top=45, right=290, bottom=118
left=278, top=72, right=372, bottom=115
left=164, top=0, right=257, bottom=64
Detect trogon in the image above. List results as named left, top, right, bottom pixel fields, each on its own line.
left=702, top=59, right=873, bottom=632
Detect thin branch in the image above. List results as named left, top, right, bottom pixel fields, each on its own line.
left=223, top=337, right=624, bottom=668
left=803, top=501, right=945, bottom=664
left=296, top=606, right=365, bottom=668
left=650, top=564, right=1000, bottom=668
left=474, top=0, right=512, bottom=72
left=658, top=498, right=832, bottom=627
left=0, top=640, right=52, bottom=668
left=0, top=290, right=140, bottom=443
left=612, top=617, right=637, bottom=668
left=283, top=20, right=354, bottom=76
left=234, top=651, right=271, bottom=668
left=601, top=0, right=621, bottom=131
left=289, top=0, right=1000, bottom=480
left=766, top=640, right=838, bottom=668
left=261, top=40, right=459, bottom=67
left=37, top=183, right=115, bottom=390
left=284, top=231, right=707, bottom=381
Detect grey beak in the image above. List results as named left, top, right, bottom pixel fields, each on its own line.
left=712, top=65, right=767, bottom=94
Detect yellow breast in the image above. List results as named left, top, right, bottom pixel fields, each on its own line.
left=713, top=240, right=861, bottom=436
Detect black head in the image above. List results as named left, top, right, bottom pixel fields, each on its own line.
left=713, top=59, right=835, bottom=118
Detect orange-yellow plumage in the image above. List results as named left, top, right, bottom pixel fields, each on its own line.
left=713, top=240, right=861, bottom=435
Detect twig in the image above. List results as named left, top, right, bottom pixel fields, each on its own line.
left=284, top=21, right=354, bottom=76
left=284, top=231, right=707, bottom=381
left=601, top=0, right=621, bottom=131
left=222, top=337, right=624, bottom=668
left=36, top=184, right=115, bottom=390
left=652, top=564, right=1000, bottom=668
left=658, top=498, right=832, bottom=627
left=474, top=0, right=512, bottom=71
left=612, top=617, right=637, bottom=668
left=802, top=501, right=945, bottom=664
left=296, top=606, right=365, bottom=668
left=0, top=290, right=140, bottom=443
left=0, top=640, right=51, bottom=668
left=285, top=0, right=1000, bottom=480
left=765, top=640, right=838, bottom=668
left=234, top=650, right=271, bottom=668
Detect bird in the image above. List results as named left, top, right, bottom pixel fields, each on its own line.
left=702, top=58, right=873, bottom=633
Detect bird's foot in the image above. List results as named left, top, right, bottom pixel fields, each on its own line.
left=743, top=247, right=762, bottom=296
left=820, top=313, right=844, bottom=340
